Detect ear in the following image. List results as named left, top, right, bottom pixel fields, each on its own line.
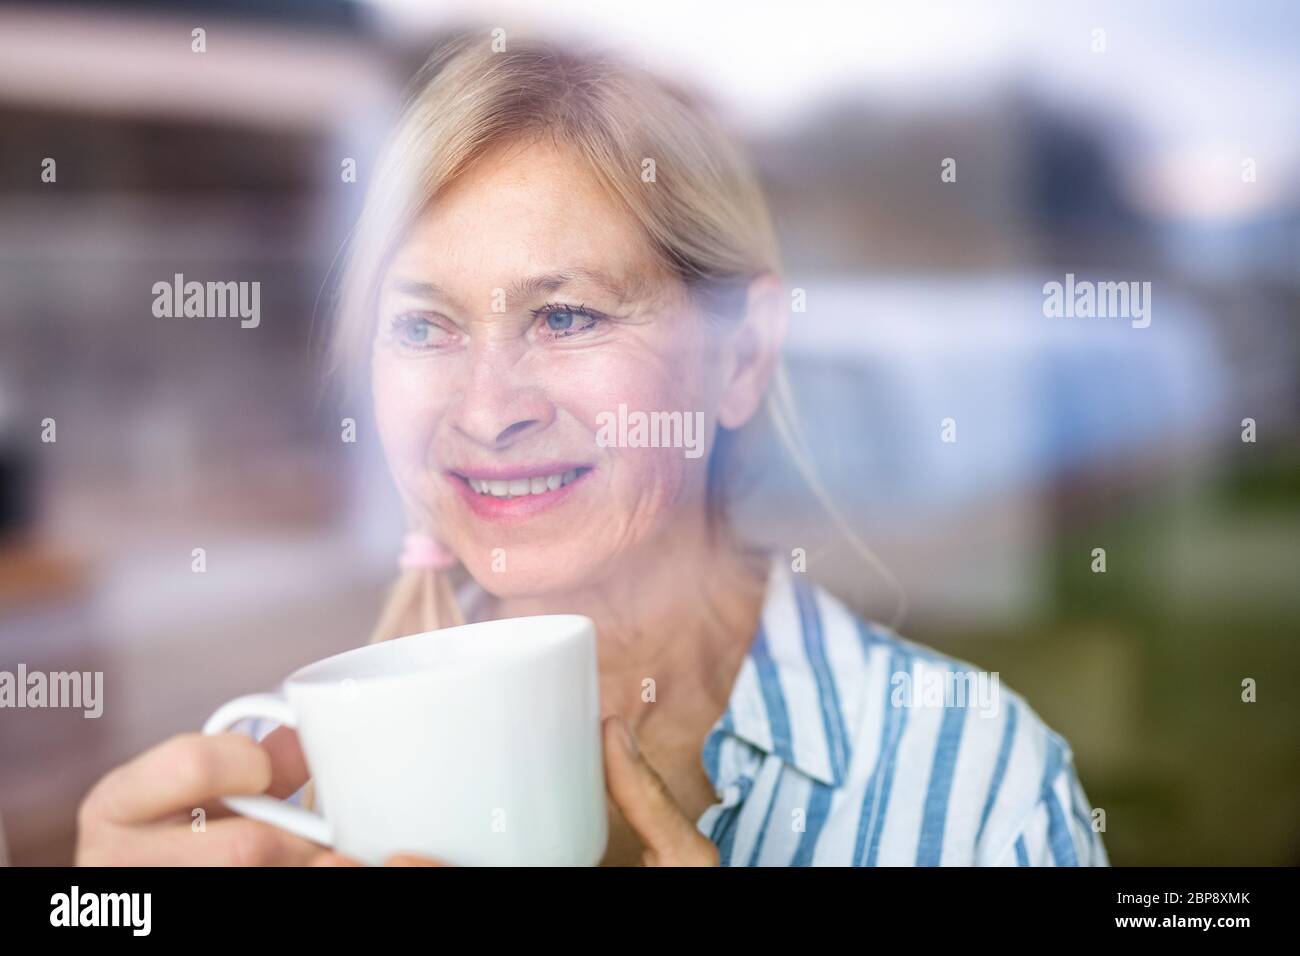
left=716, top=273, right=788, bottom=430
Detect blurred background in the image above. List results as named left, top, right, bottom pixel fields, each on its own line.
left=0, top=0, right=1296, bottom=865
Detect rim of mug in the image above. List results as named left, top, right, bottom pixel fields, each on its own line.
left=281, top=613, right=596, bottom=691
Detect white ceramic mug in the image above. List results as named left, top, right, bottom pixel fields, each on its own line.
left=202, top=615, right=607, bottom=866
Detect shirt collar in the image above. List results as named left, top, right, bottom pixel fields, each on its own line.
left=701, top=555, right=861, bottom=790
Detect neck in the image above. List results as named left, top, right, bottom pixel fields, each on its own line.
left=490, top=510, right=768, bottom=734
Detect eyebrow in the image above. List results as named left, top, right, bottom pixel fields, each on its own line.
left=385, top=268, right=651, bottom=309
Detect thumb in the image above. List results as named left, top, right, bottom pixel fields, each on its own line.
left=258, top=726, right=311, bottom=799
left=602, top=716, right=719, bottom=866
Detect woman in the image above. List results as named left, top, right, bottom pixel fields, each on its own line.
left=75, top=38, right=1107, bottom=867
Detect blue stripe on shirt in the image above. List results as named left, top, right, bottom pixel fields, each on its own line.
left=712, top=775, right=756, bottom=866
left=749, top=624, right=796, bottom=764
left=976, top=698, right=1019, bottom=844
left=790, top=780, right=833, bottom=865
left=854, top=647, right=911, bottom=866
left=702, top=709, right=734, bottom=791
left=746, top=764, right=786, bottom=866
left=794, top=580, right=850, bottom=781
left=915, top=700, right=968, bottom=865
left=1041, top=738, right=1080, bottom=866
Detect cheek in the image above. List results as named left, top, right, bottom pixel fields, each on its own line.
left=372, top=355, right=447, bottom=476
left=547, top=312, right=719, bottom=415
left=543, top=333, right=717, bottom=498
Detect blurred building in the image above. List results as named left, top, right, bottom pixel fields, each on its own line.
left=0, top=0, right=1297, bottom=865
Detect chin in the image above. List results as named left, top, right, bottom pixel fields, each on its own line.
left=461, top=547, right=609, bottom=600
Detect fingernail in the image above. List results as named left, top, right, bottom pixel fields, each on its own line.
left=617, top=717, right=639, bottom=759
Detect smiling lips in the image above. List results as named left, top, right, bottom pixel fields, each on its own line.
left=464, top=468, right=584, bottom=499
left=448, top=464, right=593, bottom=520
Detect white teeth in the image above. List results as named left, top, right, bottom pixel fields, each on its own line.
left=466, top=469, right=584, bottom=499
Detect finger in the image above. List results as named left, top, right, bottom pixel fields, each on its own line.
left=258, top=726, right=311, bottom=799
left=177, top=817, right=333, bottom=866
left=602, top=716, right=718, bottom=866
left=312, top=852, right=365, bottom=867
left=85, top=729, right=310, bottom=842
left=83, top=817, right=330, bottom=867
left=82, top=733, right=274, bottom=827
left=384, top=853, right=450, bottom=867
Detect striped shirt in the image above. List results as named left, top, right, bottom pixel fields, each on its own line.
left=693, top=557, right=1109, bottom=866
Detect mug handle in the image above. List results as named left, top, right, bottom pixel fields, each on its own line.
left=202, top=693, right=332, bottom=847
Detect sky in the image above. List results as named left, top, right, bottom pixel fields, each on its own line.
left=366, top=0, right=1300, bottom=221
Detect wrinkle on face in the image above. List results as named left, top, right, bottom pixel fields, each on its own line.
left=371, top=138, right=726, bottom=598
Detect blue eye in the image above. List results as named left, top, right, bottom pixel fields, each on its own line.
left=389, top=313, right=451, bottom=351
left=534, top=302, right=605, bottom=340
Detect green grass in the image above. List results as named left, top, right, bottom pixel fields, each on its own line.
left=922, top=449, right=1300, bottom=864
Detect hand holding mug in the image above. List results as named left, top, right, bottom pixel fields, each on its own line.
left=75, top=726, right=327, bottom=866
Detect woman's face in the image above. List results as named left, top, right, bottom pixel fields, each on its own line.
left=372, top=139, right=750, bottom=596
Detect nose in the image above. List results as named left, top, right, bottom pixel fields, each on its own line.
left=448, top=343, right=555, bottom=450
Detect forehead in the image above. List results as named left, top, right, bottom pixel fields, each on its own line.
left=387, top=138, right=668, bottom=293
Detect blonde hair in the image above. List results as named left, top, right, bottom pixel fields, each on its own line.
left=330, top=34, right=904, bottom=647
